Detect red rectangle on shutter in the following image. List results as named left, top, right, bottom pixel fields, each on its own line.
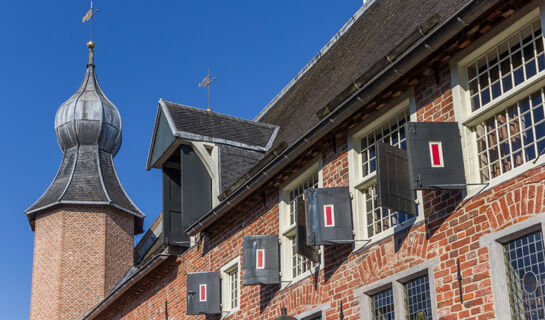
left=429, top=142, right=444, bottom=167
left=199, top=284, right=207, bottom=302
left=324, top=205, right=335, bottom=227
left=256, top=249, right=265, bottom=269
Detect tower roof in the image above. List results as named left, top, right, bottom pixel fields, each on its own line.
left=26, top=43, right=144, bottom=233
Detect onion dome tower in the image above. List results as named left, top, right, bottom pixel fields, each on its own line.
left=27, top=41, right=144, bottom=320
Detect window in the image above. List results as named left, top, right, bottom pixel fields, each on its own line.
left=504, top=231, right=545, bottom=319
left=279, top=159, right=321, bottom=282
left=355, top=259, right=438, bottom=320
left=372, top=288, right=395, bottom=320
left=454, top=8, right=545, bottom=188
left=348, top=98, right=421, bottom=244
left=405, top=275, right=433, bottom=320
left=221, top=257, right=240, bottom=314
left=480, top=215, right=545, bottom=320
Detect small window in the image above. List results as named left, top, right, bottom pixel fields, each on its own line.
left=221, top=258, right=240, bottom=314
left=280, top=164, right=320, bottom=282
left=504, top=231, right=545, bottom=318
left=372, top=288, right=395, bottom=320
left=405, top=275, right=433, bottom=320
left=350, top=107, right=419, bottom=240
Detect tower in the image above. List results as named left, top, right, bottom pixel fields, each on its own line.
left=26, top=41, right=144, bottom=320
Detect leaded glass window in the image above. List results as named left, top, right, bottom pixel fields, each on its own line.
left=405, top=275, right=432, bottom=320
left=288, top=173, right=319, bottom=226
left=290, top=235, right=314, bottom=278
left=475, top=86, right=545, bottom=182
left=504, top=231, right=545, bottom=319
left=372, top=288, right=395, bottom=320
left=467, top=19, right=544, bottom=111
left=363, top=185, right=412, bottom=237
left=228, top=268, right=238, bottom=309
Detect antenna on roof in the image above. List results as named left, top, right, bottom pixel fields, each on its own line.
left=198, top=69, right=216, bottom=111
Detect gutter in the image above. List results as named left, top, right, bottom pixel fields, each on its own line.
left=187, top=0, right=499, bottom=236
left=77, top=252, right=170, bottom=320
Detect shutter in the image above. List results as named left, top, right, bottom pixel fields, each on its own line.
left=295, top=195, right=319, bottom=263
left=304, top=187, right=354, bottom=245
left=186, top=272, right=221, bottom=315
left=242, top=235, right=280, bottom=285
left=406, top=122, right=466, bottom=190
left=375, top=142, right=416, bottom=215
left=180, top=145, right=212, bottom=232
left=162, top=167, right=189, bottom=246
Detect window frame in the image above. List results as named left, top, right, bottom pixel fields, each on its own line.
left=295, top=302, right=330, bottom=320
left=278, top=156, right=323, bottom=285
left=354, top=258, right=439, bottom=320
left=480, top=214, right=545, bottom=320
left=451, top=4, right=545, bottom=195
left=347, top=92, right=424, bottom=250
left=220, top=256, right=241, bottom=316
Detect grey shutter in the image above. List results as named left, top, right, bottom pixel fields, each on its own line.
left=180, top=145, right=212, bottom=232
left=406, top=122, right=466, bottom=190
left=186, top=272, right=221, bottom=315
left=304, top=187, right=354, bottom=245
left=242, top=235, right=280, bottom=285
left=295, top=195, right=319, bottom=263
left=162, top=167, right=189, bottom=246
left=376, top=142, right=416, bottom=215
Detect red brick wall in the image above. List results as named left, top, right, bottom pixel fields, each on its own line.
left=30, top=206, right=134, bottom=320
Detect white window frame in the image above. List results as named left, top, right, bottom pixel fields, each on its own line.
left=220, top=256, right=240, bottom=316
left=480, top=214, right=545, bottom=320
left=279, top=156, right=323, bottom=285
left=354, top=258, right=439, bottom=320
left=451, top=3, right=545, bottom=196
left=347, top=92, right=424, bottom=250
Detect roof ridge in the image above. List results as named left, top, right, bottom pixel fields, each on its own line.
left=161, top=99, right=278, bottom=130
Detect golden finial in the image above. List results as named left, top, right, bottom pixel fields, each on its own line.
left=87, top=41, right=95, bottom=49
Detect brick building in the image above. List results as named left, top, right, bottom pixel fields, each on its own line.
left=28, top=0, right=545, bottom=319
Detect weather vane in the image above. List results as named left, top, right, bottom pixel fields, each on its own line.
left=82, top=1, right=99, bottom=45
left=198, top=69, right=216, bottom=111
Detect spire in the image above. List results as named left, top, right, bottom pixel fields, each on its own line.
left=25, top=31, right=144, bottom=233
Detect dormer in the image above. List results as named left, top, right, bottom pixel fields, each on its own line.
left=146, top=100, right=278, bottom=246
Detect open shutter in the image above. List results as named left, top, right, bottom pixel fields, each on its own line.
left=406, top=122, right=466, bottom=190
left=187, top=272, right=221, bottom=315
left=295, top=195, right=319, bottom=263
left=242, top=235, right=280, bottom=285
left=162, top=166, right=189, bottom=246
left=304, top=187, right=354, bottom=245
left=180, top=145, right=213, bottom=233
left=376, top=142, right=416, bottom=215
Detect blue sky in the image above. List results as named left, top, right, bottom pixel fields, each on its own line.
left=0, top=1, right=361, bottom=318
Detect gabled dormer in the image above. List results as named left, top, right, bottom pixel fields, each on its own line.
left=147, top=100, right=278, bottom=246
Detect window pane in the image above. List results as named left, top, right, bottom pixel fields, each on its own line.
left=372, top=288, right=395, bottom=320
left=467, top=19, right=543, bottom=111
left=504, top=231, right=545, bottom=319
left=362, top=185, right=414, bottom=237
left=289, top=235, right=315, bottom=278
left=474, top=87, right=545, bottom=182
left=405, top=275, right=433, bottom=320
left=361, top=109, right=410, bottom=177
left=288, top=173, right=319, bottom=226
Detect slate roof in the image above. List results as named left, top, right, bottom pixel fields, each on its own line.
left=254, top=0, right=472, bottom=150
left=163, top=100, right=278, bottom=151
left=26, top=146, right=145, bottom=232
left=218, top=145, right=264, bottom=192
left=146, top=100, right=279, bottom=170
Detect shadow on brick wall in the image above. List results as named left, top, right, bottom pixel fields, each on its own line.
left=424, top=190, right=464, bottom=239
left=323, top=243, right=352, bottom=283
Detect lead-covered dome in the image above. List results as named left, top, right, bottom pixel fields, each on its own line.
left=54, top=48, right=122, bottom=156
